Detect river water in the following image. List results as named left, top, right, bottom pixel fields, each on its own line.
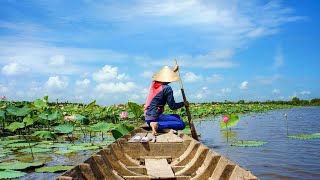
left=17, top=107, right=320, bottom=179
left=197, top=106, right=320, bottom=180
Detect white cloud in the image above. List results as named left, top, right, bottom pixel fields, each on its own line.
left=1, top=62, right=29, bottom=76
left=49, top=55, right=65, bottom=66
left=300, top=90, right=310, bottom=95
left=272, top=89, right=281, bottom=94
left=221, top=88, right=232, bottom=94
left=256, top=74, right=281, bottom=85
left=76, top=79, right=90, bottom=88
left=45, top=76, right=68, bottom=91
left=240, top=81, right=248, bottom=90
left=141, top=70, right=154, bottom=78
left=184, top=72, right=202, bottom=83
left=92, top=65, right=129, bottom=82
left=194, top=87, right=210, bottom=99
left=273, top=48, right=284, bottom=69
left=206, top=74, right=224, bottom=83
left=95, top=82, right=136, bottom=93
left=0, top=84, right=9, bottom=94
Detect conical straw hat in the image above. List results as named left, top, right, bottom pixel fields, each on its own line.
left=152, top=66, right=180, bottom=82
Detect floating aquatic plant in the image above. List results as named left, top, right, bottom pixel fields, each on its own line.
left=288, top=133, right=320, bottom=139
left=35, top=165, right=74, bottom=173
left=231, top=140, right=267, bottom=147
left=0, top=161, right=44, bottom=170
left=54, top=150, right=76, bottom=155
left=0, top=169, right=26, bottom=179
left=19, top=147, right=53, bottom=154
left=67, top=145, right=99, bottom=151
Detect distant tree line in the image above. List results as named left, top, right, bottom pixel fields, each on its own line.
left=227, top=97, right=320, bottom=106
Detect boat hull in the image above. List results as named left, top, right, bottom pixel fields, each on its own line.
left=57, top=127, right=258, bottom=180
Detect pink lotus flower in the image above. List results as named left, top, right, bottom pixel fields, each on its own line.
left=222, top=116, right=229, bottom=123
left=64, top=116, right=69, bottom=121
left=1, top=96, right=6, bottom=101
left=119, top=112, right=128, bottom=119
left=64, top=115, right=77, bottom=122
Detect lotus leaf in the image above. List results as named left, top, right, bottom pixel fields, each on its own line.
left=19, top=148, right=53, bottom=153
left=231, top=140, right=267, bottom=147
left=86, top=122, right=112, bottom=132
left=67, top=145, right=99, bottom=151
left=54, top=123, right=74, bottom=134
left=0, top=109, right=5, bottom=119
left=6, top=122, right=25, bottom=132
left=54, top=150, right=75, bottom=154
left=36, top=143, right=69, bottom=148
left=219, top=114, right=239, bottom=129
left=33, top=99, right=48, bottom=109
left=0, top=169, right=26, bottom=179
left=6, top=142, right=37, bottom=148
left=74, top=114, right=89, bottom=125
left=23, top=116, right=34, bottom=126
left=288, top=133, right=320, bottom=139
left=128, top=101, right=143, bottom=119
left=33, top=131, right=57, bottom=140
left=0, top=139, right=24, bottom=146
left=35, top=165, right=74, bottom=173
left=38, top=110, right=59, bottom=121
left=0, top=161, right=44, bottom=170
left=6, top=105, right=30, bottom=116
left=85, top=100, right=96, bottom=109
left=111, top=124, right=134, bottom=140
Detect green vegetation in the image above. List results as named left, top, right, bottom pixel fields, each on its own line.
left=231, top=140, right=267, bottom=147
left=0, top=95, right=318, bottom=178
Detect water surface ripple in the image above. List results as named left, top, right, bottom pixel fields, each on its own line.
left=197, top=107, right=320, bottom=180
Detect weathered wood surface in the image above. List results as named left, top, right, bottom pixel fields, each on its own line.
left=145, top=159, right=174, bottom=179
left=57, top=127, right=259, bottom=180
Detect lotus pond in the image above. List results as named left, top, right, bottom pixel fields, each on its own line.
left=0, top=97, right=319, bottom=179
left=198, top=106, right=320, bottom=180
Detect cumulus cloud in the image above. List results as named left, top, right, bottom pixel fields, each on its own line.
left=76, top=79, right=90, bottom=88
left=95, top=82, right=136, bottom=93
left=272, top=89, right=281, bottom=94
left=256, top=74, right=281, bottom=85
left=184, top=72, right=202, bottom=83
left=240, top=81, right=248, bottom=90
left=194, top=87, right=209, bottom=99
left=273, top=48, right=284, bottom=69
left=221, top=88, right=232, bottom=94
left=206, top=74, right=224, bottom=83
left=141, top=70, right=153, bottom=78
left=300, top=90, right=310, bottom=95
left=0, top=84, right=9, bottom=93
left=92, top=65, right=129, bottom=82
left=45, top=76, right=68, bottom=91
left=49, top=55, right=66, bottom=66
left=1, top=62, right=29, bottom=76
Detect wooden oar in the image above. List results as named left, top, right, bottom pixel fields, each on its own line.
left=174, top=59, right=199, bottom=141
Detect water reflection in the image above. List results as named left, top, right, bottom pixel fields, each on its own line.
left=219, top=129, right=238, bottom=143
left=196, top=107, right=320, bottom=180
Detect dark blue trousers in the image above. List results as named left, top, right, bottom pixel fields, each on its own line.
left=146, top=114, right=186, bottom=131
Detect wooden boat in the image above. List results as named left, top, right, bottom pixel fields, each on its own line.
left=57, top=127, right=258, bottom=180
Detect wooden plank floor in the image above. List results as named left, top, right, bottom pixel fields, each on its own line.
left=145, top=159, right=175, bottom=179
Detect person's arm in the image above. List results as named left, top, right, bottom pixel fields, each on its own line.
left=164, top=86, right=184, bottom=110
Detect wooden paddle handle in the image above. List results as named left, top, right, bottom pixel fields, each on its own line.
left=174, top=59, right=199, bottom=141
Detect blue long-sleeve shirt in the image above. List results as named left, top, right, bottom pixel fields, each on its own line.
left=144, top=82, right=184, bottom=120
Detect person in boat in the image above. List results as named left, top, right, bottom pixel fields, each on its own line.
left=144, top=64, right=188, bottom=135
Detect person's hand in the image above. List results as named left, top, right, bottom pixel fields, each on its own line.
left=173, top=64, right=179, bottom=72
left=184, top=101, right=189, bottom=107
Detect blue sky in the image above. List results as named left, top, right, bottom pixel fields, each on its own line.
left=0, top=0, right=319, bottom=105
